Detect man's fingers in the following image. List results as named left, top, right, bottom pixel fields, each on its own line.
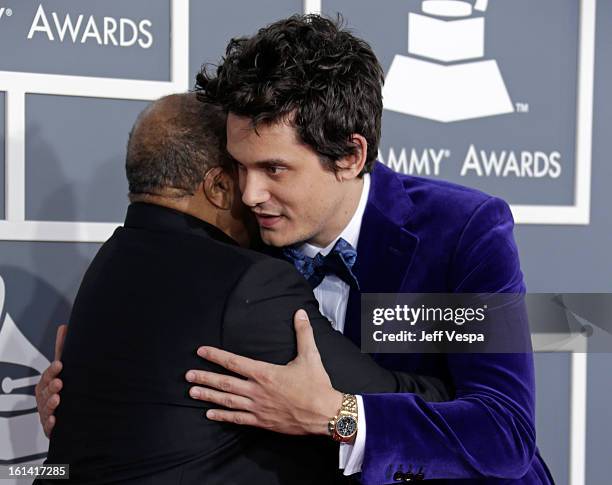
left=195, top=346, right=267, bottom=380
left=45, top=393, right=60, bottom=412
left=49, top=377, right=63, bottom=394
left=36, top=362, right=63, bottom=437
left=38, top=361, right=62, bottom=390
left=40, top=377, right=62, bottom=405
left=205, top=409, right=259, bottom=427
left=293, top=309, right=319, bottom=359
left=36, top=362, right=62, bottom=405
left=43, top=415, right=56, bottom=439
left=54, top=325, right=68, bottom=361
left=185, top=370, right=253, bottom=396
left=189, top=386, right=253, bottom=411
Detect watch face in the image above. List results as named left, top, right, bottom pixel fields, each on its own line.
left=336, top=416, right=357, bottom=437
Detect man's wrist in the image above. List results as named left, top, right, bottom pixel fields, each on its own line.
left=313, top=388, right=343, bottom=435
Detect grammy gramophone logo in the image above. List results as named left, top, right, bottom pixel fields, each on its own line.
left=383, top=0, right=514, bottom=122
left=0, top=275, right=50, bottom=463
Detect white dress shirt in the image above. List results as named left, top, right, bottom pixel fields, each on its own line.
left=297, top=174, right=370, bottom=476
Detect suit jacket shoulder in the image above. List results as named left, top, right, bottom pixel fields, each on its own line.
left=222, top=257, right=450, bottom=399
left=361, top=162, right=521, bottom=294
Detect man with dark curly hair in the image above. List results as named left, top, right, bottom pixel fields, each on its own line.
left=182, top=15, right=554, bottom=485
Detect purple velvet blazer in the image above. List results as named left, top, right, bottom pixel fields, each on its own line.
left=343, top=162, right=554, bottom=484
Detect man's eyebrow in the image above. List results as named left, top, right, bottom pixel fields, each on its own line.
left=249, top=159, right=289, bottom=166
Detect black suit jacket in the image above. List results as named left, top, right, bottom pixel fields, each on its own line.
left=41, top=203, right=449, bottom=485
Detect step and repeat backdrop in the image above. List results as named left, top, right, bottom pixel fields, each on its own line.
left=0, top=1, right=610, bottom=484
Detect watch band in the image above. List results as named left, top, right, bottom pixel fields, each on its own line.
left=340, top=393, right=358, bottom=415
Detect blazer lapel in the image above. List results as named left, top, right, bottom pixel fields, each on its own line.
left=343, top=163, right=420, bottom=347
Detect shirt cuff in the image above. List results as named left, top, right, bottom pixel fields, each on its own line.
left=338, top=395, right=366, bottom=475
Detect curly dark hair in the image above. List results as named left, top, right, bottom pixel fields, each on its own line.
left=126, top=93, right=230, bottom=196
left=195, top=14, right=383, bottom=174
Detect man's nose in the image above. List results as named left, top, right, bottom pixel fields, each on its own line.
left=240, top=171, right=270, bottom=207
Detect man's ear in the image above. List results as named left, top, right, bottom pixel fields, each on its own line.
left=335, top=134, right=368, bottom=181
left=203, top=166, right=233, bottom=210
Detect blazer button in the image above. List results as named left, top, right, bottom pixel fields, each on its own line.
left=393, top=471, right=404, bottom=481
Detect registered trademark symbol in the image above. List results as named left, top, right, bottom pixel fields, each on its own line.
left=5, top=8, right=12, bottom=16
left=443, top=150, right=451, bottom=157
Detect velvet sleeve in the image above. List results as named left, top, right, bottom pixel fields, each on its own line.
left=360, top=197, right=537, bottom=482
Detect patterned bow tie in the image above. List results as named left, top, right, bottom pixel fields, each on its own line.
left=282, top=238, right=360, bottom=291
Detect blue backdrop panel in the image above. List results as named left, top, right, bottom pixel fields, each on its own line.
left=0, top=92, right=4, bottom=220
left=25, top=95, right=148, bottom=223
left=189, top=0, right=302, bottom=84
left=323, top=0, right=578, bottom=205
left=0, top=0, right=171, bottom=81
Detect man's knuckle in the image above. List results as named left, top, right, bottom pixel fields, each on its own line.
left=255, top=368, right=270, bottom=384
left=226, top=357, right=238, bottom=371
left=224, top=397, right=233, bottom=409
left=258, top=416, right=274, bottom=429
left=220, top=378, right=232, bottom=392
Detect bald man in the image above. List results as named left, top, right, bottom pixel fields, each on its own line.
left=36, top=94, right=448, bottom=484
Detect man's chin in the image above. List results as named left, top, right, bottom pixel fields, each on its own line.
left=259, top=227, right=302, bottom=248
left=259, top=230, right=285, bottom=248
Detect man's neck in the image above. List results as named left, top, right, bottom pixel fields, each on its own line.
left=129, top=193, right=215, bottom=230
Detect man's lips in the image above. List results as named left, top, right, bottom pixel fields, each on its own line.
left=254, top=213, right=283, bottom=228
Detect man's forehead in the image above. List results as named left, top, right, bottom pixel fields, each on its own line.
left=227, top=116, right=300, bottom=154
left=227, top=113, right=299, bottom=138
left=226, top=112, right=252, bottom=133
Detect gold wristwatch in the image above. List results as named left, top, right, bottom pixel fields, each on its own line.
left=328, top=393, right=358, bottom=443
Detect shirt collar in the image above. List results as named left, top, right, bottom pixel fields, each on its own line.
left=299, top=173, right=371, bottom=258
